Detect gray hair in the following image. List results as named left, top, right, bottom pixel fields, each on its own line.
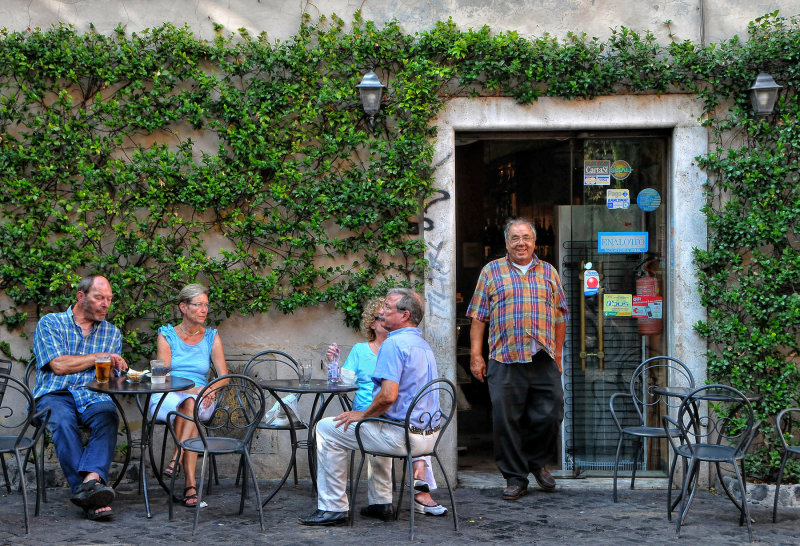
left=76, top=274, right=103, bottom=296
left=178, top=283, right=209, bottom=306
left=387, top=288, right=424, bottom=326
left=504, top=218, right=537, bottom=241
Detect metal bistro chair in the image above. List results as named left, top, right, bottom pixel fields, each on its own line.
left=241, top=350, right=307, bottom=503
left=150, top=360, right=221, bottom=495
left=772, top=407, right=800, bottom=523
left=0, top=372, right=50, bottom=533
left=350, top=378, right=458, bottom=541
left=609, top=356, right=695, bottom=502
left=166, top=374, right=266, bottom=535
left=663, top=384, right=760, bottom=542
left=0, top=358, right=13, bottom=493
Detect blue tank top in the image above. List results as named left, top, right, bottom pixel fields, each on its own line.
left=159, top=324, right=217, bottom=387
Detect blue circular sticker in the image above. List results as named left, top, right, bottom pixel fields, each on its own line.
left=637, top=188, right=661, bottom=212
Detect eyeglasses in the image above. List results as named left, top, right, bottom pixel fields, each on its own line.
left=186, top=303, right=211, bottom=311
left=508, top=235, right=534, bottom=244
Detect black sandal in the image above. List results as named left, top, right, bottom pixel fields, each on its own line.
left=163, top=458, right=180, bottom=481
left=85, top=506, right=114, bottom=520
left=182, top=485, right=198, bottom=508
left=70, top=479, right=115, bottom=509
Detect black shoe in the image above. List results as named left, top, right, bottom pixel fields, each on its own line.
left=70, top=479, right=115, bottom=509
left=502, top=484, right=528, bottom=500
left=533, top=468, right=556, bottom=492
left=298, top=509, right=349, bottom=526
left=360, top=503, right=394, bottom=521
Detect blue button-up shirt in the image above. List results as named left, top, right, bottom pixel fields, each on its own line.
left=371, top=327, right=439, bottom=427
left=32, top=307, right=122, bottom=413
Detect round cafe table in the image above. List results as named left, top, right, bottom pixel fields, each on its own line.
left=87, top=375, right=194, bottom=518
left=258, top=378, right=357, bottom=506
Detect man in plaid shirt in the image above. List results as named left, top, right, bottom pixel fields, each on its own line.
left=33, top=274, right=128, bottom=520
left=467, top=218, right=569, bottom=501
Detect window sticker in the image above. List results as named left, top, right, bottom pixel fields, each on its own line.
left=603, top=294, right=632, bottom=317
left=637, top=188, right=661, bottom=212
left=584, top=160, right=611, bottom=186
left=598, top=232, right=648, bottom=253
left=606, top=188, right=630, bottom=209
left=632, top=296, right=663, bottom=319
left=584, top=269, right=600, bottom=296
left=610, top=160, right=632, bottom=180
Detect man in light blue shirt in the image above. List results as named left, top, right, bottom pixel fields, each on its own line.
left=33, top=274, right=128, bottom=520
left=299, top=288, right=440, bottom=526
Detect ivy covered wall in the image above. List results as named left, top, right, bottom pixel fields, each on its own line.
left=1, top=11, right=799, bottom=480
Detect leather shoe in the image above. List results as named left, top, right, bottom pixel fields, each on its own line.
left=297, top=509, right=349, bottom=526
left=502, top=484, right=528, bottom=500
left=533, top=468, right=556, bottom=492
left=360, top=503, right=394, bottom=521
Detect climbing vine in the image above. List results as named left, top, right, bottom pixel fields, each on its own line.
left=1, top=10, right=799, bottom=480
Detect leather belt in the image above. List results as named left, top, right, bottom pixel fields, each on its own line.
left=409, top=424, right=441, bottom=436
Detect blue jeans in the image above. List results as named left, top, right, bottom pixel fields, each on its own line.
left=37, top=391, right=119, bottom=494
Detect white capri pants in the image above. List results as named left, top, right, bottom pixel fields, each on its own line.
left=148, top=391, right=216, bottom=423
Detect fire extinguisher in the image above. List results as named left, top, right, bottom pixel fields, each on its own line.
left=636, top=259, right=662, bottom=335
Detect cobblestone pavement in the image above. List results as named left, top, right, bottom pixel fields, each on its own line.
left=1, top=478, right=798, bottom=545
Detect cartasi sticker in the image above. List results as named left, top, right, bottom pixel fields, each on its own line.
left=598, top=232, right=648, bottom=253
left=584, top=160, right=611, bottom=186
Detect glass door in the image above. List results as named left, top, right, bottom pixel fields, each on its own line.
left=557, top=136, right=668, bottom=475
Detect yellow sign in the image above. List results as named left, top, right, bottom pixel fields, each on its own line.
left=603, top=294, right=632, bottom=317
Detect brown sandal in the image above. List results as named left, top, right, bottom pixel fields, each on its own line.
left=181, top=485, right=198, bottom=507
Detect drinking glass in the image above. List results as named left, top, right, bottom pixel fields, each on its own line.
left=299, top=359, right=313, bottom=386
left=150, top=359, right=168, bottom=384
left=94, top=354, right=112, bottom=383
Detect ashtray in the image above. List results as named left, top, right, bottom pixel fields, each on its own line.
left=126, top=370, right=146, bottom=383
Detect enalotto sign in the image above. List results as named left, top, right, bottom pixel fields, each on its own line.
left=597, top=232, right=648, bottom=253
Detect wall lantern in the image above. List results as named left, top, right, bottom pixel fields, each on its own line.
left=749, top=72, right=782, bottom=116
left=357, top=70, right=386, bottom=131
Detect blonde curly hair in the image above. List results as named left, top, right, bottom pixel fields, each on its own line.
left=360, top=297, right=384, bottom=342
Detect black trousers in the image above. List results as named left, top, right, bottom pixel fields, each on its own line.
left=487, top=352, right=564, bottom=487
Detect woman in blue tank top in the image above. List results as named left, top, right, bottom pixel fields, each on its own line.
left=148, top=283, right=229, bottom=508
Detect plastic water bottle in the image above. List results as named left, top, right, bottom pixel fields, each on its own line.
left=327, top=343, right=340, bottom=384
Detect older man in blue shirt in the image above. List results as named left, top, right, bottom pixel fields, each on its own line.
left=299, top=288, right=440, bottom=526
left=33, top=274, right=128, bottom=520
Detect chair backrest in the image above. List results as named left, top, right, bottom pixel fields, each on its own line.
left=0, top=372, right=47, bottom=449
left=775, top=408, right=800, bottom=451
left=629, top=356, right=695, bottom=421
left=194, top=374, right=266, bottom=448
left=0, top=359, right=12, bottom=405
left=24, top=356, right=37, bottom=390
left=242, top=350, right=300, bottom=382
left=403, top=378, right=457, bottom=454
left=674, top=384, right=757, bottom=457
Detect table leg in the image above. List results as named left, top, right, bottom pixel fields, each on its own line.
left=306, top=393, right=353, bottom=492
left=136, top=394, right=154, bottom=518
left=108, top=395, right=131, bottom=490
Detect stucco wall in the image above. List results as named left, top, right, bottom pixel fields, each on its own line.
left=3, top=1, right=798, bottom=45
left=0, top=0, right=790, bottom=484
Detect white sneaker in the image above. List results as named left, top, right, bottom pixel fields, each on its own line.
left=413, top=499, right=448, bottom=516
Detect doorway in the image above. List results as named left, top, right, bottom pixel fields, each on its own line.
left=455, top=131, right=670, bottom=477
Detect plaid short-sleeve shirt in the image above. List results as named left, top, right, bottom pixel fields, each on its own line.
left=32, top=307, right=122, bottom=413
left=467, top=255, right=569, bottom=371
